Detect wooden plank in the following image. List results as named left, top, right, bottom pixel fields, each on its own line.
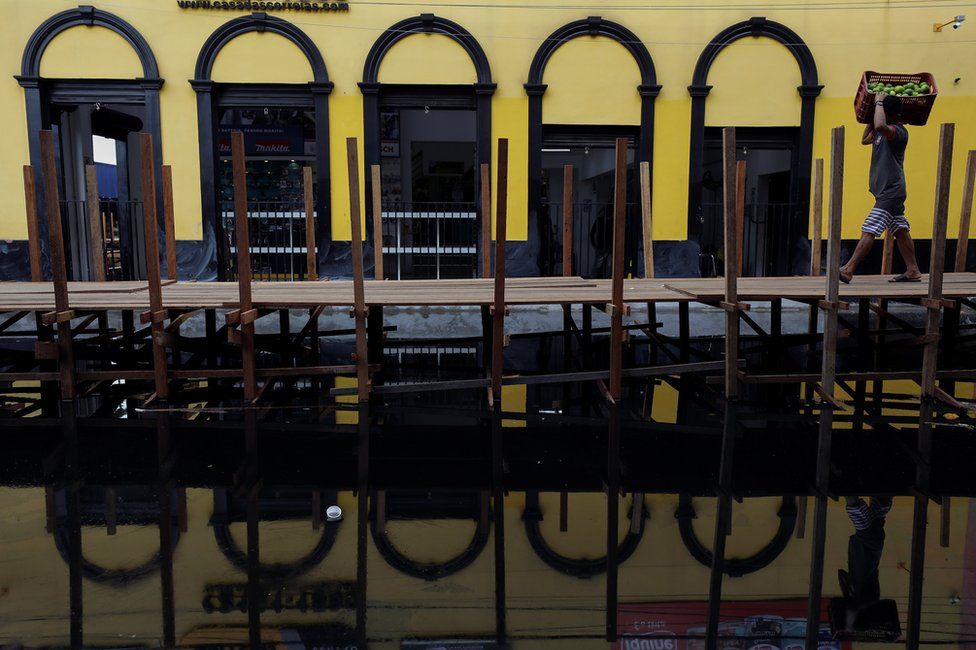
left=85, top=165, right=106, bottom=282
left=735, top=160, right=746, bottom=276
left=231, top=131, right=256, bottom=400
left=23, top=165, right=43, bottom=282
left=162, top=165, right=177, bottom=281
left=491, top=139, right=509, bottom=401
left=303, top=166, right=316, bottom=280
left=609, top=138, right=628, bottom=401
left=723, top=128, right=739, bottom=399
left=921, top=123, right=954, bottom=398
left=810, top=158, right=824, bottom=276
left=370, top=164, right=383, bottom=280
left=481, top=163, right=492, bottom=278
left=40, top=130, right=75, bottom=399
left=347, top=138, right=370, bottom=402
left=640, top=161, right=653, bottom=278
left=562, top=164, right=574, bottom=277
left=954, top=150, right=976, bottom=272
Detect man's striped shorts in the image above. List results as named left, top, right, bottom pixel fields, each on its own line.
left=862, top=205, right=909, bottom=237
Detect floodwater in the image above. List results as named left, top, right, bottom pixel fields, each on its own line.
left=1, top=303, right=975, bottom=648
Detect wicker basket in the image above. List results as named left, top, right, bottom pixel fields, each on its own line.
left=854, top=71, right=938, bottom=126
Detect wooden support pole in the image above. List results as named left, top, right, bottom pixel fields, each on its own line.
left=921, top=123, right=954, bottom=398
left=139, top=133, right=169, bottom=400
left=640, top=161, right=653, bottom=278
left=40, top=130, right=75, bottom=400
left=162, top=165, right=177, bottom=281
left=609, top=137, right=628, bottom=402
left=954, top=150, right=976, bottom=272
left=723, top=128, right=739, bottom=399
left=805, top=126, right=845, bottom=650
left=562, top=164, right=574, bottom=277
left=481, top=163, right=492, bottom=278
left=370, top=164, right=384, bottom=280
left=303, top=166, right=317, bottom=280
left=881, top=231, right=895, bottom=275
left=230, top=131, right=256, bottom=401
left=347, top=138, right=370, bottom=402
left=491, top=139, right=509, bottom=401
left=735, top=160, right=746, bottom=276
left=23, top=165, right=43, bottom=282
left=84, top=165, right=106, bottom=281
left=810, top=158, right=824, bottom=276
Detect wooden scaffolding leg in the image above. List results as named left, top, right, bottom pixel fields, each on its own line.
left=706, top=127, right=740, bottom=650
left=908, top=123, right=954, bottom=650
left=230, top=131, right=256, bottom=401
left=140, top=133, right=169, bottom=400
left=805, top=125, right=845, bottom=650
left=953, top=150, right=976, bottom=273
left=481, top=162, right=492, bottom=278
left=84, top=164, right=106, bottom=281
left=735, top=160, right=746, bottom=276
left=39, top=130, right=75, bottom=400
left=806, top=158, right=824, bottom=404
left=347, top=138, right=370, bottom=402
left=162, top=165, right=178, bottom=281
left=370, top=164, right=384, bottom=280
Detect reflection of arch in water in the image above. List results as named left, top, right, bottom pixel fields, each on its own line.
left=675, top=493, right=796, bottom=577
left=211, top=489, right=341, bottom=582
left=369, top=494, right=491, bottom=581
left=522, top=491, right=648, bottom=579
left=51, top=487, right=181, bottom=587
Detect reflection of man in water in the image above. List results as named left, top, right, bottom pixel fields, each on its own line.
left=839, top=496, right=891, bottom=607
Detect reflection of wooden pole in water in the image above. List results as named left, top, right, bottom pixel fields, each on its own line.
left=805, top=125, right=845, bottom=650
left=157, top=415, right=176, bottom=647
left=706, top=127, right=739, bottom=650
left=63, top=402, right=83, bottom=648
left=244, top=411, right=261, bottom=650
left=356, top=401, right=369, bottom=648
left=908, top=123, right=954, bottom=650
left=605, top=137, right=628, bottom=642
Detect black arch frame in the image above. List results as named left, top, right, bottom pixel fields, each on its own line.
left=359, top=14, right=495, bottom=278
left=16, top=5, right=164, bottom=277
left=191, top=12, right=333, bottom=279
left=686, top=17, right=823, bottom=267
left=524, top=17, right=661, bottom=277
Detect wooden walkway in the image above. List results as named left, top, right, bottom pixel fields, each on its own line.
left=1, top=272, right=974, bottom=310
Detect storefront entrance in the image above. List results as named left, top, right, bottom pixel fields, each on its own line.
left=49, top=100, right=148, bottom=281
left=700, top=127, right=801, bottom=277
left=374, top=105, right=478, bottom=279
left=540, top=127, right=638, bottom=279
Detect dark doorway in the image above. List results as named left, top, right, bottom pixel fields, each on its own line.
left=372, top=89, right=480, bottom=280
left=49, top=101, right=146, bottom=281
left=700, top=127, right=801, bottom=277
left=540, top=126, right=638, bottom=278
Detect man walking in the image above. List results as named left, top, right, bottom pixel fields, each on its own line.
left=839, top=93, right=922, bottom=283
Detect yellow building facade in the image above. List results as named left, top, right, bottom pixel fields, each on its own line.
left=2, top=0, right=975, bottom=280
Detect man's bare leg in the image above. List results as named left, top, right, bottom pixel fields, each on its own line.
left=839, top=232, right=877, bottom=283
left=893, top=229, right=922, bottom=279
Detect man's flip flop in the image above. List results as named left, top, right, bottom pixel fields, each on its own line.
left=839, top=273, right=851, bottom=284
left=889, top=273, right=922, bottom=283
